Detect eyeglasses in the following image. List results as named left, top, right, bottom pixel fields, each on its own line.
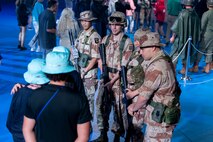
left=108, top=16, right=123, bottom=23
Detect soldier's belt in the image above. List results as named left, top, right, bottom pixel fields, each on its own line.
left=107, top=67, right=119, bottom=73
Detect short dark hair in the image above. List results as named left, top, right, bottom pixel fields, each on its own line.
left=45, top=73, right=69, bottom=82
left=47, top=0, right=58, bottom=8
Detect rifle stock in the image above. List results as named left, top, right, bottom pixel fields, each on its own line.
left=121, top=66, right=133, bottom=142
left=99, top=44, right=111, bottom=131
left=68, top=30, right=80, bottom=72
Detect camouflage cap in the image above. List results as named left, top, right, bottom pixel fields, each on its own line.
left=139, top=32, right=165, bottom=48
left=108, top=11, right=127, bottom=26
left=78, top=10, right=97, bottom=21
left=207, top=0, right=213, bottom=6
left=134, top=28, right=151, bottom=47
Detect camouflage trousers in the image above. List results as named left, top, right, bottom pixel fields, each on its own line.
left=83, top=77, right=97, bottom=118
left=140, top=8, right=151, bottom=27
left=132, top=96, right=146, bottom=142
left=144, top=105, right=176, bottom=142
left=96, top=80, right=128, bottom=135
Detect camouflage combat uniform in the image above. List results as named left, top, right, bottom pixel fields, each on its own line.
left=129, top=32, right=181, bottom=141
left=126, top=49, right=145, bottom=141
left=138, top=0, right=151, bottom=27
left=76, top=26, right=101, bottom=117
left=140, top=50, right=179, bottom=141
left=104, top=32, right=133, bottom=134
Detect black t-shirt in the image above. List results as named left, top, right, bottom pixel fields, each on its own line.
left=66, top=70, right=85, bottom=95
left=38, top=9, right=56, bottom=50
left=7, top=87, right=33, bottom=135
left=25, top=84, right=92, bottom=142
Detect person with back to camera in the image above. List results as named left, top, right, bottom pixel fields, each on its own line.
left=15, top=0, right=29, bottom=51
left=170, top=0, right=200, bottom=74
left=22, top=51, right=92, bottom=142
left=193, top=0, right=213, bottom=73
left=127, top=32, right=181, bottom=141
left=57, top=8, right=80, bottom=64
left=38, top=0, right=58, bottom=59
left=7, top=58, right=49, bottom=142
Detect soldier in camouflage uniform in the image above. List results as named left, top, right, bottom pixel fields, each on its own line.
left=125, top=28, right=151, bottom=142
left=95, top=11, right=134, bottom=141
left=75, top=10, right=101, bottom=118
left=138, top=0, right=152, bottom=28
left=127, top=32, right=181, bottom=141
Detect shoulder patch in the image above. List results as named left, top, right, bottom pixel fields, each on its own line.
left=94, top=38, right=99, bottom=44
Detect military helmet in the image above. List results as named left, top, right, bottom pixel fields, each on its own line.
left=207, top=0, right=213, bottom=6
left=108, top=11, right=127, bottom=26
left=134, top=28, right=151, bottom=48
left=181, top=0, right=194, bottom=6
left=138, top=32, right=165, bottom=48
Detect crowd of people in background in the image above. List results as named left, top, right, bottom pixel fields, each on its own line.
left=4, top=0, right=213, bottom=142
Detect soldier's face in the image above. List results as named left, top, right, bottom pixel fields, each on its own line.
left=140, top=47, right=153, bottom=61
left=81, top=20, right=92, bottom=31
left=110, top=24, right=123, bottom=35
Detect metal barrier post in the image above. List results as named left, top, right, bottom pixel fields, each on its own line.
left=181, top=36, right=192, bottom=84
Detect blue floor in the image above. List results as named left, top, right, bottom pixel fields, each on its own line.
left=1, top=4, right=213, bottom=142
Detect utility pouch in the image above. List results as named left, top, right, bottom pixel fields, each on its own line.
left=164, top=106, right=180, bottom=124
left=78, top=53, right=91, bottom=68
left=151, top=101, right=166, bottom=123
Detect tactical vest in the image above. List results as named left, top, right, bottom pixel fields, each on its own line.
left=103, top=34, right=128, bottom=73
left=77, top=29, right=96, bottom=68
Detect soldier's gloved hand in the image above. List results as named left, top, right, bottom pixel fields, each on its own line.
left=10, top=83, right=25, bottom=95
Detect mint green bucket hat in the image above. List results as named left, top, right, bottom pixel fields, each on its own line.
left=24, top=58, right=50, bottom=84
left=42, top=52, right=75, bottom=74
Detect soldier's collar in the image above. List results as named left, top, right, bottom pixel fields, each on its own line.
left=110, top=32, right=124, bottom=43
left=83, top=27, right=93, bottom=36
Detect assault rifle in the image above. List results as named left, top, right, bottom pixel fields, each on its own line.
left=68, top=30, right=80, bottom=72
left=121, top=66, right=133, bottom=142
left=99, top=43, right=112, bottom=134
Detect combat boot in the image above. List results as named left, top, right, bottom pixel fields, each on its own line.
left=189, top=65, right=198, bottom=73
left=91, top=131, right=108, bottom=142
left=178, top=63, right=186, bottom=75
left=202, top=63, right=210, bottom=73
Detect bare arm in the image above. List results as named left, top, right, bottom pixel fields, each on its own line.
left=46, top=28, right=56, bottom=34
left=75, top=122, right=90, bottom=142
left=23, top=116, right=36, bottom=142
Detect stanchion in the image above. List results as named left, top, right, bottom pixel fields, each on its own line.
left=181, top=36, right=192, bottom=85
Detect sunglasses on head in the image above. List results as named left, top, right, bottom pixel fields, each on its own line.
left=109, top=16, right=123, bottom=23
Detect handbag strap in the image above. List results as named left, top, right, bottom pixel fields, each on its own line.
left=36, top=88, right=61, bottom=121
